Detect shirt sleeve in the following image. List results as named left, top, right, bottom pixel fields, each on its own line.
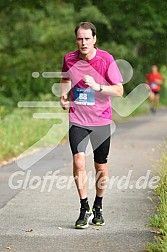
left=61, top=56, right=70, bottom=79
left=106, top=54, right=123, bottom=85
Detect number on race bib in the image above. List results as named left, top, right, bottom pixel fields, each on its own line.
left=74, top=87, right=95, bottom=105
left=79, top=93, right=87, bottom=100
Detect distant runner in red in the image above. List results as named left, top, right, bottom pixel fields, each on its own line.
left=146, top=65, right=163, bottom=113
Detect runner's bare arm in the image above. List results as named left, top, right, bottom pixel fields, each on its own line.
left=100, top=83, right=123, bottom=96
left=60, top=78, right=71, bottom=110
left=83, top=75, right=123, bottom=96
left=155, top=78, right=163, bottom=85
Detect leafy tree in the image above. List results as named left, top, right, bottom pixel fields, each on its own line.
left=0, top=1, right=76, bottom=103
left=0, top=0, right=167, bottom=105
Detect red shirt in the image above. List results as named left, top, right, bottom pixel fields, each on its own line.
left=146, top=72, right=162, bottom=92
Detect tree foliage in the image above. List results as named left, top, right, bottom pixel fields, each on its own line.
left=0, top=0, right=167, bottom=106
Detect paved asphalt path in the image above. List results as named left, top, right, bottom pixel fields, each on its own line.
left=0, top=108, right=167, bottom=252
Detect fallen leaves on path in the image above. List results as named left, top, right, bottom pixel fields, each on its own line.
left=150, top=228, right=162, bottom=235
left=5, top=245, right=14, bottom=250
left=22, top=228, right=33, bottom=232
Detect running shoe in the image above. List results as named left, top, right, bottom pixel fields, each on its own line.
left=75, top=208, right=93, bottom=229
left=92, top=205, right=105, bottom=226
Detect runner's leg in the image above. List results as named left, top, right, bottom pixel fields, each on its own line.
left=90, top=125, right=111, bottom=197
left=89, top=125, right=111, bottom=226
left=154, top=93, right=160, bottom=111
left=69, top=125, right=93, bottom=228
left=69, top=125, right=90, bottom=199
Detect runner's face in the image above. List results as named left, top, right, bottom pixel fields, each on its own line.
left=76, top=28, right=96, bottom=56
left=152, top=65, right=158, bottom=73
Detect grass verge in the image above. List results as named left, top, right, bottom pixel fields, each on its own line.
left=0, top=106, right=68, bottom=165
left=146, top=143, right=167, bottom=252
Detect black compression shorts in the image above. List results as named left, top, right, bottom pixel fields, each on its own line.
left=152, top=90, right=160, bottom=95
left=69, top=124, right=111, bottom=164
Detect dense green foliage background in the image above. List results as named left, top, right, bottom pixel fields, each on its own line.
left=0, top=0, right=167, bottom=112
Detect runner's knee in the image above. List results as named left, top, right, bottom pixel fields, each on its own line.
left=73, top=153, right=85, bottom=170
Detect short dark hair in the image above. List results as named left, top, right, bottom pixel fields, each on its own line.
left=75, top=22, right=96, bottom=37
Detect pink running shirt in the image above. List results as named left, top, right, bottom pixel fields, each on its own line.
left=62, top=48, right=123, bottom=126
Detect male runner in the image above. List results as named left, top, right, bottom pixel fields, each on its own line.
left=60, top=22, right=123, bottom=229
left=146, top=65, right=163, bottom=113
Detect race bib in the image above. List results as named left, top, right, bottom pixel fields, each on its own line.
left=150, top=82, right=158, bottom=89
left=74, top=87, right=95, bottom=105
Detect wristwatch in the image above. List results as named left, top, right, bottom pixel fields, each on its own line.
left=99, top=84, right=103, bottom=92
